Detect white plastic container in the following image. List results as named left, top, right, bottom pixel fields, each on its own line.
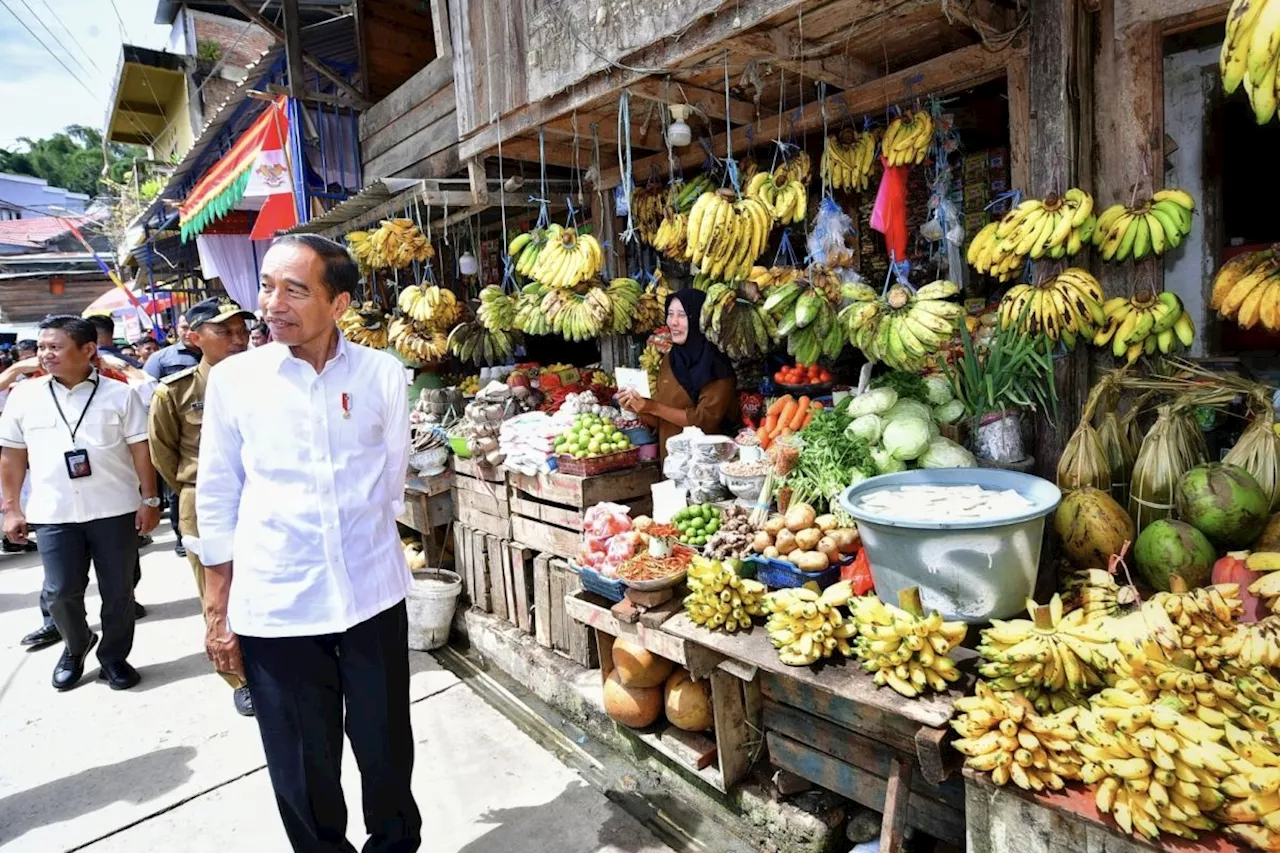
left=405, top=569, right=462, bottom=651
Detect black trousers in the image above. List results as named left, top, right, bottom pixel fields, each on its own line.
left=37, top=552, right=141, bottom=629
left=37, top=513, right=137, bottom=662
left=241, top=600, right=421, bottom=853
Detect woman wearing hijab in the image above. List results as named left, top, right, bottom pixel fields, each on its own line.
left=616, top=289, right=737, bottom=461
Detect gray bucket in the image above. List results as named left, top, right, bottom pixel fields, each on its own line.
left=406, top=569, right=463, bottom=651
left=838, top=469, right=1061, bottom=622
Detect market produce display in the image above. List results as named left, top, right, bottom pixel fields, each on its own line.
left=552, top=412, right=633, bottom=459
left=650, top=208, right=688, bottom=259
left=850, top=587, right=967, bottom=697
left=632, top=276, right=670, bottom=335
left=671, top=503, right=722, bottom=547
left=1092, top=189, right=1196, bottom=261
left=446, top=317, right=520, bottom=365
left=1134, top=519, right=1217, bottom=590
left=820, top=128, right=877, bottom=192
left=701, top=279, right=778, bottom=360
left=346, top=218, right=434, bottom=271
left=998, top=268, right=1105, bottom=350
left=540, top=284, right=613, bottom=341
left=1053, top=487, right=1136, bottom=569
left=1220, top=0, right=1280, bottom=123
left=968, top=189, right=1096, bottom=280
left=1225, top=391, right=1280, bottom=512
left=951, top=682, right=1084, bottom=791
left=1178, top=462, right=1271, bottom=548
left=881, top=110, right=934, bottom=166
left=527, top=224, right=605, bottom=289
left=664, top=669, right=714, bottom=731
left=387, top=316, right=448, bottom=363
left=397, top=283, right=462, bottom=331
left=477, top=285, right=517, bottom=332
left=683, top=556, right=767, bottom=633
left=702, top=505, right=761, bottom=560
left=1211, top=246, right=1280, bottom=331
left=686, top=190, right=773, bottom=279
left=745, top=171, right=808, bottom=224
left=338, top=301, right=390, bottom=349
left=764, top=264, right=845, bottom=365
left=750, top=504, right=860, bottom=569
left=773, top=362, right=831, bottom=387
left=764, top=581, right=857, bottom=666
left=1094, top=291, right=1196, bottom=361
left=843, top=281, right=964, bottom=372
left=844, top=386, right=976, bottom=478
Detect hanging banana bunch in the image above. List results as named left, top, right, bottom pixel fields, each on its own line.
left=447, top=318, right=520, bottom=365
left=477, top=285, right=518, bottom=333
left=541, top=284, right=614, bottom=342
left=631, top=273, right=670, bottom=335
left=881, top=111, right=934, bottom=167
left=762, top=265, right=846, bottom=365
left=508, top=229, right=547, bottom=279
left=1094, top=291, right=1195, bottom=362
left=397, top=284, right=461, bottom=332
left=651, top=208, right=688, bottom=260
left=338, top=302, right=390, bottom=349
left=530, top=224, right=605, bottom=290
left=606, top=277, right=642, bottom=335
left=631, top=185, right=666, bottom=244
left=701, top=279, right=777, bottom=360
left=686, top=190, right=773, bottom=280
left=515, top=282, right=550, bottom=336
left=1093, top=189, right=1195, bottom=262
left=967, top=189, right=1096, bottom=282
left=773, top=150, right=812, bottom=185
left=746, top=172, right=808, bottom=225
left=387, top=316, right=448, bottom=363
left=821, top=128, right=878, bottom=192
left=843, top=280, right=963, bottom=372
left=998, top=268, right=1106, bottom=350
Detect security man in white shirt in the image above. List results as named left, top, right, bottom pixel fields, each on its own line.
left=0, top=315, right=161, bottom=691
left=197, top=234, right=421, bottom=853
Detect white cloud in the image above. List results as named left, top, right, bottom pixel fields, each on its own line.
left=0, top=0, right=170, bottom=148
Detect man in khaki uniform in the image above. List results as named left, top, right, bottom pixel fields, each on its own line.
left=149, top=297, right=254, bottom=716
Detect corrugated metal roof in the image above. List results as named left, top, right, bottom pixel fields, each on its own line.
left=0, top=216, right=102, bottom=250
left=282, top=178, right=421, bottom=235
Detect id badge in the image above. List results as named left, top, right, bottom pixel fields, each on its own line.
left=64, top=449, right=92, bottom=479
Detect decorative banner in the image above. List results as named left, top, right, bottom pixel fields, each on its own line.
left=179, top=95, right=297, bottom=242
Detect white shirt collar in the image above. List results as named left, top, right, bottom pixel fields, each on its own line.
left=43, top=368, right=100, bottom=393
left=265, top=329, right=349, bottom=376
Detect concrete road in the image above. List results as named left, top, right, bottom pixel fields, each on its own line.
left=0, top=531, right=673, bottom=853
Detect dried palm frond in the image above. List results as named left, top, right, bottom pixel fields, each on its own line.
left=1224, top=389, right=1280, bottom=512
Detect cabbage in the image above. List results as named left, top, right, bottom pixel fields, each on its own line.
left=847, top=387, right=898, bottom=418
left=922, top=375, right=954, bottom=406
left=846, top=413, right=884, bottom=445
left=928, top=419, right=940, bottom=440
left=871, top=447, right=907, bottom=474
left=933, top=399, right=966, bottom=425
left=884, top=399, right=933, bottom=425
left=919, top=436, right=977, bottom=469
left=847, top=469, right=869, bottom=488
left=882, top=416, right=932, bottom=461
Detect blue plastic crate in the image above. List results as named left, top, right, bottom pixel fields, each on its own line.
left=574, top=562, right=627, bottom=602
left=745, top=555, right=849, bottom=590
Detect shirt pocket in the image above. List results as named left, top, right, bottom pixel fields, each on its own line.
left=78, top=412, right=125, bottom=448
left=182, top=403, right=204, bottom=430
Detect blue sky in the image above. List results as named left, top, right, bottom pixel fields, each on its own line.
left=0, top=0, right=170, bottom=148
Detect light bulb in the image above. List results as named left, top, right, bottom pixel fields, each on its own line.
left=459, top=252, right=478, bottom=276
left=667, top=119, right=692, bottom=147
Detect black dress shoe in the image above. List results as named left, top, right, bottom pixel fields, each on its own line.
left=53, top=634, right=98, bottom=690
left=174, top=543, right=187, bottom=558
left=233, top=685, right=255, bottom=716
left=99, top=660, right=141, bottom=690
left=134, top=602, right=147, bottom=619
left=21, top=624, right=61, bottom=648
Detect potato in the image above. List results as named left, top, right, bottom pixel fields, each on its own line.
left=764, top=515, right=787, bottom=535
left=774, top=529, right=798, bottom=555
left=794, top=528, right=822, bottom=551
left=784, top=503, right=817, bottom=533
left=817, top=536, right=840, bottom=563
left=814, top=514, right=838, bottom=532
left=752, top=531, right=773, bottom=553
left=828, top=528, right=861, bottom=554
left=794, top=551, right=829, bottom=572
left=763, top=546, right=780, bottom=559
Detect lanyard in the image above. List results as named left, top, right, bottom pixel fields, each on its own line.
left=49, top=377, right=100, bottom=446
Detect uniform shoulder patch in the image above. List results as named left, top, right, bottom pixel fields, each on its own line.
left=160, top=365, right=198, bottom=385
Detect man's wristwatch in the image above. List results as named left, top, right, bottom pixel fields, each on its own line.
left=141, top=497, right=162, bottom=508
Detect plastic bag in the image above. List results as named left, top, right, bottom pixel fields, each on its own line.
left=841, top=547, right=874, bottom=595
left=583, top=502, right=633, bottom=538
left=578, top=535, right=609, bottom=569
left=663, top=452, right=690, bottom=481
left=806, top=196, right=856, bottom=268
left=871, top=156, right=909, bottom=261
left=603, top=531, right=643, bottom=573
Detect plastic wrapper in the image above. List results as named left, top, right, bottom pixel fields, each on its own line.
left=806, top=196, right=857, bottom=268
left=687, top=461, right=723, bottom=484
left=663, top=452, right=690, bottom=481
left=691, top=435, right=737, bottom=464
left=871, top=157, right=909, bottom=261
left=578, top=535, right=609, bottom=569
left=666, top=427, right=703, bottom=457
left=688, top=482, right=730, bottom=503
left=603, top=531, right=644, bottom=574
left=583, top=502, right=633, bottom=538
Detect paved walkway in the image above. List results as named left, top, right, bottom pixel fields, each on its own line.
left=0, top=531, right=673, bottom=853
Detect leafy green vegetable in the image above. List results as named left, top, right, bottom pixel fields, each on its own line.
left=784, top=406, right=877, bottom=512
left=920, top=436, right=977, bottom=468
left=847, top=387, right=898, bottom=417
left=882, top=416, right=932, bottom=460
left=871, top=371, right=930, bottom=404
left=944, top=316, right=1059, bottom=423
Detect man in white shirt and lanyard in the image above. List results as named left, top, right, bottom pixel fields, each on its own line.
left=0, top=316, right=161, bottom=690
left=197, top=234, right=421, bottom=853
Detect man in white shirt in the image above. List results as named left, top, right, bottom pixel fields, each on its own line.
left=197, top=234, right=420, bottom=853
left=0, top=316, right=161, bottom=691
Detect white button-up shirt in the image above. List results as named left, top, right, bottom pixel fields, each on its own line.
left=0, top=372, right=148, bottom=524
left=196, top=336, right=411, bottom=638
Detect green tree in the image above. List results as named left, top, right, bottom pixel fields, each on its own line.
left=0, top=125, right=147, bottom=199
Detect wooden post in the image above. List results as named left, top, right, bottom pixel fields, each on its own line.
left=281, top=0, right=307, bottom=98
left=879, top=756, right=914, bottom=853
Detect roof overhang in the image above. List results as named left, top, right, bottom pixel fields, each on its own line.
left=105, top=45, right=191, bottom=147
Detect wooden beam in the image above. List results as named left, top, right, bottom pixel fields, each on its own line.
left=497, top=137, right=584, bottom=168
left=1116, top=0, right=1228, bottom=30
left=540, top=112, right=666, bottom=152
left=468, top=157, right=490, bottom=205
left=353, top=0, right=370, bottom=99
left=725, top=32, right=877, bottom=90
left=118, top=100, right=166, bottom=117
left=1006, top=52, right=1030, bottom=193
left=600, top=40, right=1020, bottom=188
left=430, top=0, right=453, bottom=58
left=281, top=0, right=307, bottom=98
left=627, top=78, right=757, bottom=127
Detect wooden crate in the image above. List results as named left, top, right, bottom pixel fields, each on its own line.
left=453, top=522, right=489, bottom=610
left=399, top=471, right=454, bottom=534
left=453, top=457, right=511, bottom=539
left=507, top=466, right=660, bottom=561
left=590, top=615, right=760, bottom=794
left=528, top=556, right=596, bottom=666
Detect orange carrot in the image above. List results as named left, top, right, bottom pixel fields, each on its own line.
left=767, top=395, right=794, bottom=417
left=759, top=432, right=772, bottom=450
left=776, top=400, right=798, bottom=431
left=789, top=396, right=811, bottom=430
left=762, top=413, right=779, bottom=438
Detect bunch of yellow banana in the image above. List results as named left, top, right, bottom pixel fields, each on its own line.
left=683, top=556, right=766, bottom=633
left=387, top=316, right=447, bottom=363
left=967, top=189, right=1096, bottom=281
left=338, top=302, right=390, bottom=349
left=1093, top=291, right=1195, bottom=363
left=1152, top=575, right=1243, bottom=672
left=686, top=189, right=773, bottom=280
left=977, top=595, right=1110, bottom=712
left=477, top=285, right=517, bottom=333
left=820, top=128, right=877, bottom=192
left=1219, top=0, right=1280, bottom=124
left=530, top=225, right=605, bottom=290
left=344, top=229, right=378, bottom=271
left=514, top=283, right=550, bottom=335
left=630, top=275, right=669, bottom=335
left=508, top=229, right=547, bottom=279
left=446, top=318, right=519, bottom=365
left=881, top=111, right=934, bottom=167
left=1223, top=614, right=1280, bottom=668
left=998, top=268, right=1105, bottom=350
left=763, top=581, right=856, bottom=667
left=540, top=285, right=612, bottom=342
left=1062, top=569, right=1142, bottom=619
left=606, top=277, right=642, bottom=334
left=748, top=264, right=803, bottom=292
left=849, top=588, right=967, bottom=698
left=744, top=172, right=807, bottom=225
left=639, top=342, right=662, bottom=387
left=458, top=375, right=480, bottom=396
left=631, top=185, right=666, bottom=244
left=1210, top=247, right=1280, bottom=332
left=965, top=222, right=1024, bottom=282
left=951, top=682, right=1084, bottom=791
left=1093, top=189, right=1196, bottom=262
left=762, top=272, right=846, bottom=365
left=842, top=281, right=963, bottom=373
left=738, top=155, right=759, bottom=186
left=352, top=218, right=434, bottom=270
left=701, top=281, right=777, bottom=360
left=1247, top=552, right=1280, bottom=607
left=650, top=209, right=688, bottom=259
left=772, top=150, right=812, bottom=185
left=397, top=284, right=461, bottom=332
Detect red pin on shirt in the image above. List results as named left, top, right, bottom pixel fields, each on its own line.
left=341, top=393, right=351, bottom=419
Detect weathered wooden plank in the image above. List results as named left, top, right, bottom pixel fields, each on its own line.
left=508, top=543, right=535, bottom=632
left=454, top=456, right=506, bottom=483
left=362, top=80, right=457, bottom=162
left=563, top=592, right=690, bottom=666
left=384, top=142, right=462, bottom=181
left=360, top=55, right=454, bottom=140
left=915, top=724, right=960, bottom=785
left=470, top=527, right=491, bottom=612
left=557, top=561, right=596, bottom=668
left=548, top=558, right=568, bottom=652
left=448, top=0, right=477, bottom=133
left=533, top=552, right=552, bottom=648
left=362, top=108, right=459, bottom=180
left=454, top=472, right=504, bottom=497
left=767, top=732, right=965, bottom=846
left=453, top=522, right=470, bottom=602
left=1116, top=0, right=1227, bottom=31
left=507, top=466, right=660, bottom=509
left=430, top=0, right=452, bottom=58
left=1006, top=50, right=1030, bottom=194
left=397, top=489, right=429, bottom=533
left=487, top=534, right=508, bottom=621
left=880, top=756, right=913, bottom=853
left=456, top=485, right=510, bottom=518
left=510, top=514, right=579, bottom=560
left=509, top=494, right=583, bottom=530
left=710, top=670, right=752, bottom=789
left=758, top=672, right=925, bottom=755
left=425, top=491, right=453, bottom=528
left=501, top=538, right=517, bottom=623
left=457, top=503, right=510, bottom=539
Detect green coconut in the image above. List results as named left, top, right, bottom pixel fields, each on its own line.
left=1176, top=462, right=1270, bottom=548
left=1133, top=519, right=1217, bottom=592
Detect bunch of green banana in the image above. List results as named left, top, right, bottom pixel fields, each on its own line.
left=1219, top=0, right=1280, bottom=124
left=951, top=682, right=1085, bottom=791
left=540, top=285, right=612, bottom=342
left=745, top=172, right=807, bottom=224
left=605, top=277, right=642, bottom=334
left=764, top=581, right=857, bottom=667
left=387, top=316, right=447, bottom=363
left=338, top=302, right=390, bottom=349
left=397, top=284, right=461, bottom=332
left=508, top=229, right=547, bottom=278
left=530, top=224, right=605, bottom=289
left=772, top=150, right=812, bottom=186
left=446, top=318, right=519, bottom=365
left=631, top=274, right=669, bottom=335
left=1093, top=189, right=1196, bottom=262
left=843, top=281, right=963, bottom=373
left=1093, top=291, right=1195, bottom=363
left=672, top=173, right=716, bottom=213
left=514, top=283, right=550, bottom=335
left=650, top=209, right=688, bottom=259
left=477, top=285, right=517, bottom=333
left=683, top=556, right=766, bottom=633
left=967, top=189, right=1096, bottom=281
left=762, top=273, right=844, bottom=365
left=701, top=280, right=777, bottom=360
left=821, top=128, right=878, bottom=192
left=998, top=268, right=1106, bottom=349
left=686, top=189, right=772, bottom=280
left=1210, top=247, right=1280, bottom=332
left=849, top=587, right=967, bottom=698
left=881, top=110, right=934, bottom=166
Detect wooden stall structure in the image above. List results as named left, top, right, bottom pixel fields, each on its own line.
left=507, top=466, right=661, bottom=561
